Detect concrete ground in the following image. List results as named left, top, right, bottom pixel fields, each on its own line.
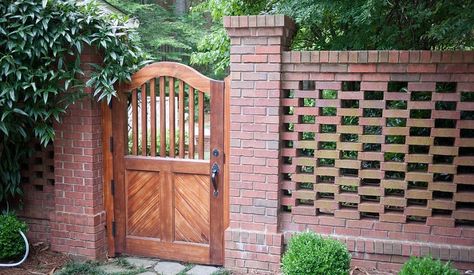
left=98, top=256, right=228, bottom=275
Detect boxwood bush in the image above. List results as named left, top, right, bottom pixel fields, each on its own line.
left=0, top=213, right=28, bottom=260
left=399, top=256, right=459, bottom=275
left=282, top=231, right=351, bottom=275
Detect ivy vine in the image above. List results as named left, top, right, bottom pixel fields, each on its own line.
left=0, top=0, right=147, bottom=204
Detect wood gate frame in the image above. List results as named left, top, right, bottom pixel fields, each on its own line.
left=101, top=62, right=230, bottom=264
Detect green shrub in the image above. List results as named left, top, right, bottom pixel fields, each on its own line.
left=282, top=231, right=351, bottom=275
left=0, top=213, right=28, bottom=260
left=399, top=256, right=459, bottom=275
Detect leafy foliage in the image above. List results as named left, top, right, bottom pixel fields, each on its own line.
left=192, top=0, right=473, bottom=76
left=398, top=256, right=459, bottom=275
left=0, top=212, right=28, bottom=260
left=190, top=0, right=274, bottom=78
left=0, top=0, right=146, bottom=205
left=107, top=0, right=206, bottom=63
left=281, top=231, right=351, bottom=275
left=276, top=0, right=474, bottom=51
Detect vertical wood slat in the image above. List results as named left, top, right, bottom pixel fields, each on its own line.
left=160, top=77, right=166, bottom=157
left=179, top=80, right=185, bottom=158
left=150, top=79, right=156, bottom=157
left=132, top=89, right=138, bottom=155
left=141, top=84, right=147, bottom=156
left=169, top=78, right=176, bottom=157
left=198, top=92, right=204, bottom=159
left=188, top=87, right=195, bottom=158
left=101, top=101, right=115, bottom=255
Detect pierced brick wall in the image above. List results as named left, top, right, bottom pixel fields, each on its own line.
left=280, top=50, right=474, bottom=272
left=19, top=142, right=55, bottom=243
left=225, top=15, right=474, bottom=274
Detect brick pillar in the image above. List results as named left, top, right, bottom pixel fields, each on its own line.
left=51, top=46, right=106, bottom=259
left=224, top=15, right=295, bottom=273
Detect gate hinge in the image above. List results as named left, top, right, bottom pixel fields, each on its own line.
left=109, top=136, right=114, bottom=153
left=112, top=221, right=116, bottom=237
left=111, top=179, right=115, bottom=196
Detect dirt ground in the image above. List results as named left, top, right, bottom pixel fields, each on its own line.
left=0, top=243, right=70, bottom=275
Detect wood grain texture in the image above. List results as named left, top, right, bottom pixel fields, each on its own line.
left=150, top=79, right=156, bottom=157
left=129, top=62, right=213, bottom=93
left=126, top=238, right=210, bottom=264
left=111, top=91, right=128, bottom=253
left=160, top=77, right=166, bottom=157
left=127, top=170, right=161, bottom=238
left=109, top=63, right=226, bottom=265
left=169, top=78, right=176, bottom=157
left=198, top=92, right=205, bottom=160
left=189, top=87, right=195, bottom=159
left=132, top=90, right=138, bottom=155
left=174, top=174, right=210, bottom=244
left=141, top=84, right=147, bottom=156
left=224, top=76, right=230, bottom=230
left=101, top=101, right=115, bottom=255
left=178, top=80, right=185, bottom=158
left=209, top=80, right=225, bottom=265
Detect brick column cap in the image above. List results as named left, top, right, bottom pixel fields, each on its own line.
left=224, top=14, right=295, bottom=31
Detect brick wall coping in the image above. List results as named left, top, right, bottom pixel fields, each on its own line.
left=224, top=15, right=295, bottom=29
left=283, top=50, right=474, bottom=64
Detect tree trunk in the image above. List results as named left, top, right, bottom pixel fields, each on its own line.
left=174, top=0, right=187, bottom=15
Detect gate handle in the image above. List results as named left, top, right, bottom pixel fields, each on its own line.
left=211, top=163, right=219, bottom=197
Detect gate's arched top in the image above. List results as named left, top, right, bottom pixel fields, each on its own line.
left=129, top=62, right=219, bottom=93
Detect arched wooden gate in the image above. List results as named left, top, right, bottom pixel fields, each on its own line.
left=102, top=62, right=228, bottom=265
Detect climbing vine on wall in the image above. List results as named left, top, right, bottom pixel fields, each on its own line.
left=0, top=0, right=147, bottom=205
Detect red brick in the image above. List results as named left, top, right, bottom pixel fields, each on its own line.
left=255, top=46, right=281, bottom=54
left=242, top=55, right=268, bottom=63
left=348, top=64, right=376, bottom=72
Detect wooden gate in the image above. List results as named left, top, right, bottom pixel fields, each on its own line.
left=102, top=62, right=227, bottom=265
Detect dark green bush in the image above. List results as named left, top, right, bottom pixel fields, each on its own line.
left=0, top=213, right=28, bottom=260
left=399, top=256, right=459, bottom=275
left=282, top=231, right=351, bottom=275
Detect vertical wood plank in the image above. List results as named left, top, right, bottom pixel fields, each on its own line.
left=198, top=92, right=205, bottom=159
left=223, top=76, right=230, bottom=230
left=188, top=87, right=195, bottom=158
left=141, top=84, right=147, bottom=156
left=132, top=89, right=138, bottom=155
left=160, top=171, right=174, bottom=242
left=209, top=80, right=225, bottom=265
left=169, top=78, right=176, bottom=157
left=178, top=80, right=185, bottom=158
left=150, top=79, right=156, bottom=157
left=160, top=77, right=166, bottom=157
left=112, top=90, right=128, bottom=253
left=101, top=101, right=115, bottom=255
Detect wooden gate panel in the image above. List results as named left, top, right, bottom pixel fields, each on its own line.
left=126, top=170, right=161, bottom=238
left=107, top=62, right=226, bottom=265
left=175, top=174, right=210, bottom=244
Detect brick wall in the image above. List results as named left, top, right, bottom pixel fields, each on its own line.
left=18, top=143, right=55, bottom=243
left=224, top=15, right=295, bottom=273
left=50, top=45, right=106, bottom=259
left=18, top=46, right=106, bottom=259
left=225, top=15, right=474, bottom=273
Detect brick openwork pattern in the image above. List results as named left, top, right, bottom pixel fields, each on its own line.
left=280, top=51, right=474, bottom=232
left=224, top=15, right=474, bottom=273
left=19, top=142, right=55, bottom=242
